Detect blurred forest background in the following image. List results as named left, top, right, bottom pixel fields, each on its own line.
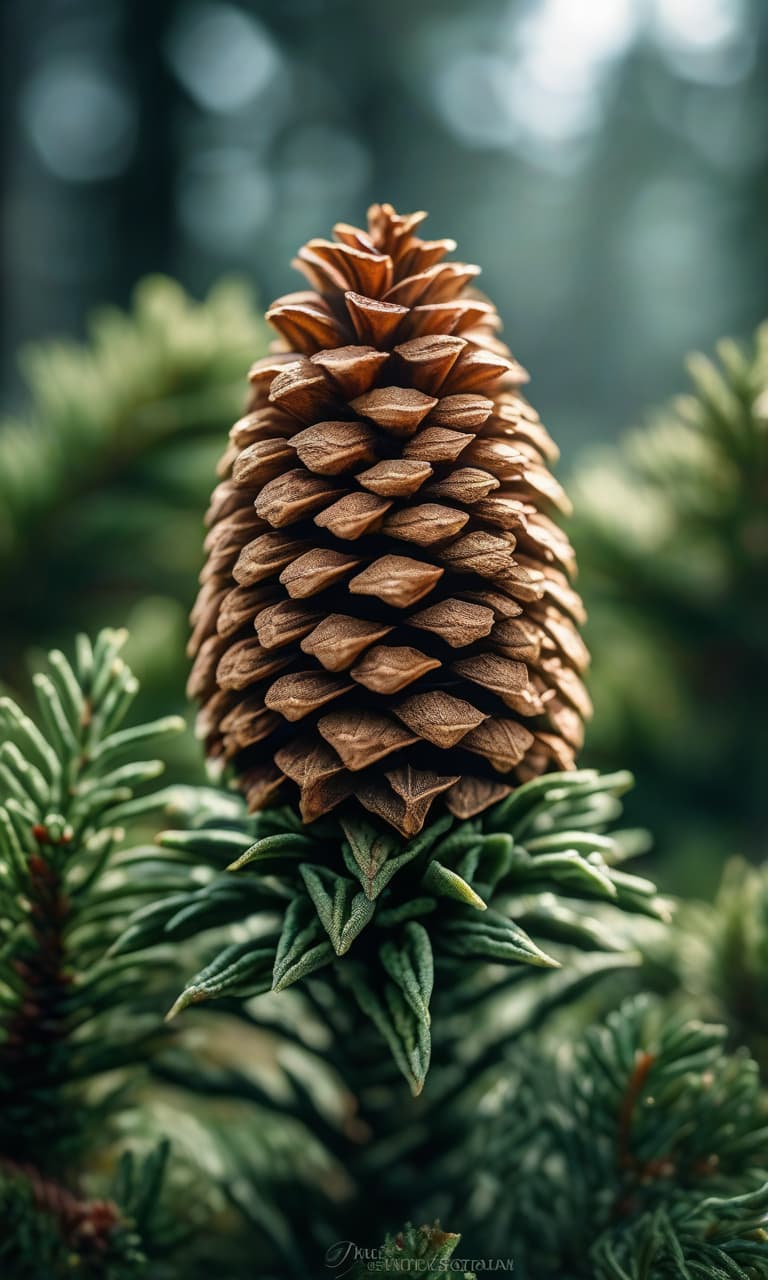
left=1, top=0, right=766, bottom=896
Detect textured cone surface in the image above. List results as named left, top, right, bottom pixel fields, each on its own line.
left=190, top=204, right=590, bottom=836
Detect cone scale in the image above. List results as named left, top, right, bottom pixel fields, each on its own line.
left=188, top=204, right=590, bottom=838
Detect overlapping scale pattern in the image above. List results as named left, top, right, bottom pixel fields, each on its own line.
left=189, top=204, right=591, bottom=837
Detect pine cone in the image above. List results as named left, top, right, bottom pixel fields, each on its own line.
left=189, top=204, right=590, bottom=837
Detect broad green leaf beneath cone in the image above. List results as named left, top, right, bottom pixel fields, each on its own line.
left=340, top=815, right=398, bottom=884
left=506, top=895, right=627, bottom=952
left=525, top=830, right=621, bottom=856
left=484, top=769, right=606, bottom=833
left=272, top=897, right=335, bottom=991
left=505, top=847, right=618, bottom=899
left=341, top=812, right=453, bottom=900
left=111, top=767, right=661, bottom=1092
left=440, top=909, right=560, bottom=968
left=299, top=863, right=375, bottom=954
left=166, top=940, right=274, bottom=1019
left=380, top=922, right=434, bottom=1027
left=227, top=831, right=316, bottom=870
left=422, top=859, right=487, bottom=909
left=345, top=966, right=431, bottom=1096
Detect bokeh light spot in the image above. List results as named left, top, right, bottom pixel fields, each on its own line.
left=167, top=2, right=281, bottom=113
left=22, top=58, right=136, bottom=183
left=652, top=0, right=753, bottom=84
left=177, top=149, right=272, bottom=252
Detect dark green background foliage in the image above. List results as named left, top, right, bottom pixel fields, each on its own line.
left=572, top=326, right=768, bottom=893
left=448, top=996, right=768, bottom=1278
left=0, top=278, right=266, bottom=737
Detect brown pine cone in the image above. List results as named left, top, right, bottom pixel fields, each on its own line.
left=189, top=203, right=591, bottom=838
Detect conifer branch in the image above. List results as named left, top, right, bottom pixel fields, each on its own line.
left=115, top=770, right=664, bottom=1096
left=440, top=995, right=768, bottom=1277
left=0, top=278, right=267, bottom=681
left=0, top=628, right=185, bottom=1269
left=572, top=322, right=768, bottom=857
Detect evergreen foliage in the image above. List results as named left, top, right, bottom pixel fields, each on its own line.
left=440, top=996, right=768, bottom=1278
left=693, top=859, right=768, bottom=1064
left=638, top=855, right=768, bottom=1073
left=114, top=770, right=663, bottom=1095
left=0, top=629, right=189, bottom=1270
left=2, top=649, right=765, bottom=1278
left=0, top=278, right=267, bottom=706
left=344, top=1222, right=476, bottom=1278
left=572, top=323, right=768, bottom=879
left=0, top=628, right=184, bottom=1170
left=0, top=1170, right=144, bottom=1280
left=0, top=629, right=393, bottom=1278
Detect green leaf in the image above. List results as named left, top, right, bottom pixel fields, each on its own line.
left=525, top=830, right=620, bottom=856
left=227, top=831, right=316, bottom=871
left=509, top=897, right=626, bottom=952
left=440, top=908, right=560, bottom=968
left=346, top=966, right=431, bottom=1096
left=166, top=939, right=274, bottom=1018
left=0, top=696, right=60, bottom=783
left=32, top=673, right=79, bottom=759
left=162, top=880, right=282, bottom=939
left=88, top=714, right=185, bottom=767
left=272, top=897, right=335, bottom=992
left=299, top=863, right=375, bottom=955
left=0, top=742, right=50, bottom=811
left=124, top=1139, right=172, bottom=1231
left=108, top=894, right=198, bottom=954
left=421, top=859, right=487, bottom=910
left=609, top=868, right=669, bottom=918
left=341, top=813, right=453, bottom=900
left=380, top=922, right=434, bottom=1027
left=340, top=815, right=399, bottom=889
left=159, top=827, right=255, bottom=857
left=0, top=807, right=27, bottom=880
left=474, top=832, right=515, bottom=890
left=160, top=784, right=247, bottom=825
left=484, top=769, right=601, bottom=833
left=505, top=847, right=618, bottom=899
left=46, top=649, right=86, bottom=730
